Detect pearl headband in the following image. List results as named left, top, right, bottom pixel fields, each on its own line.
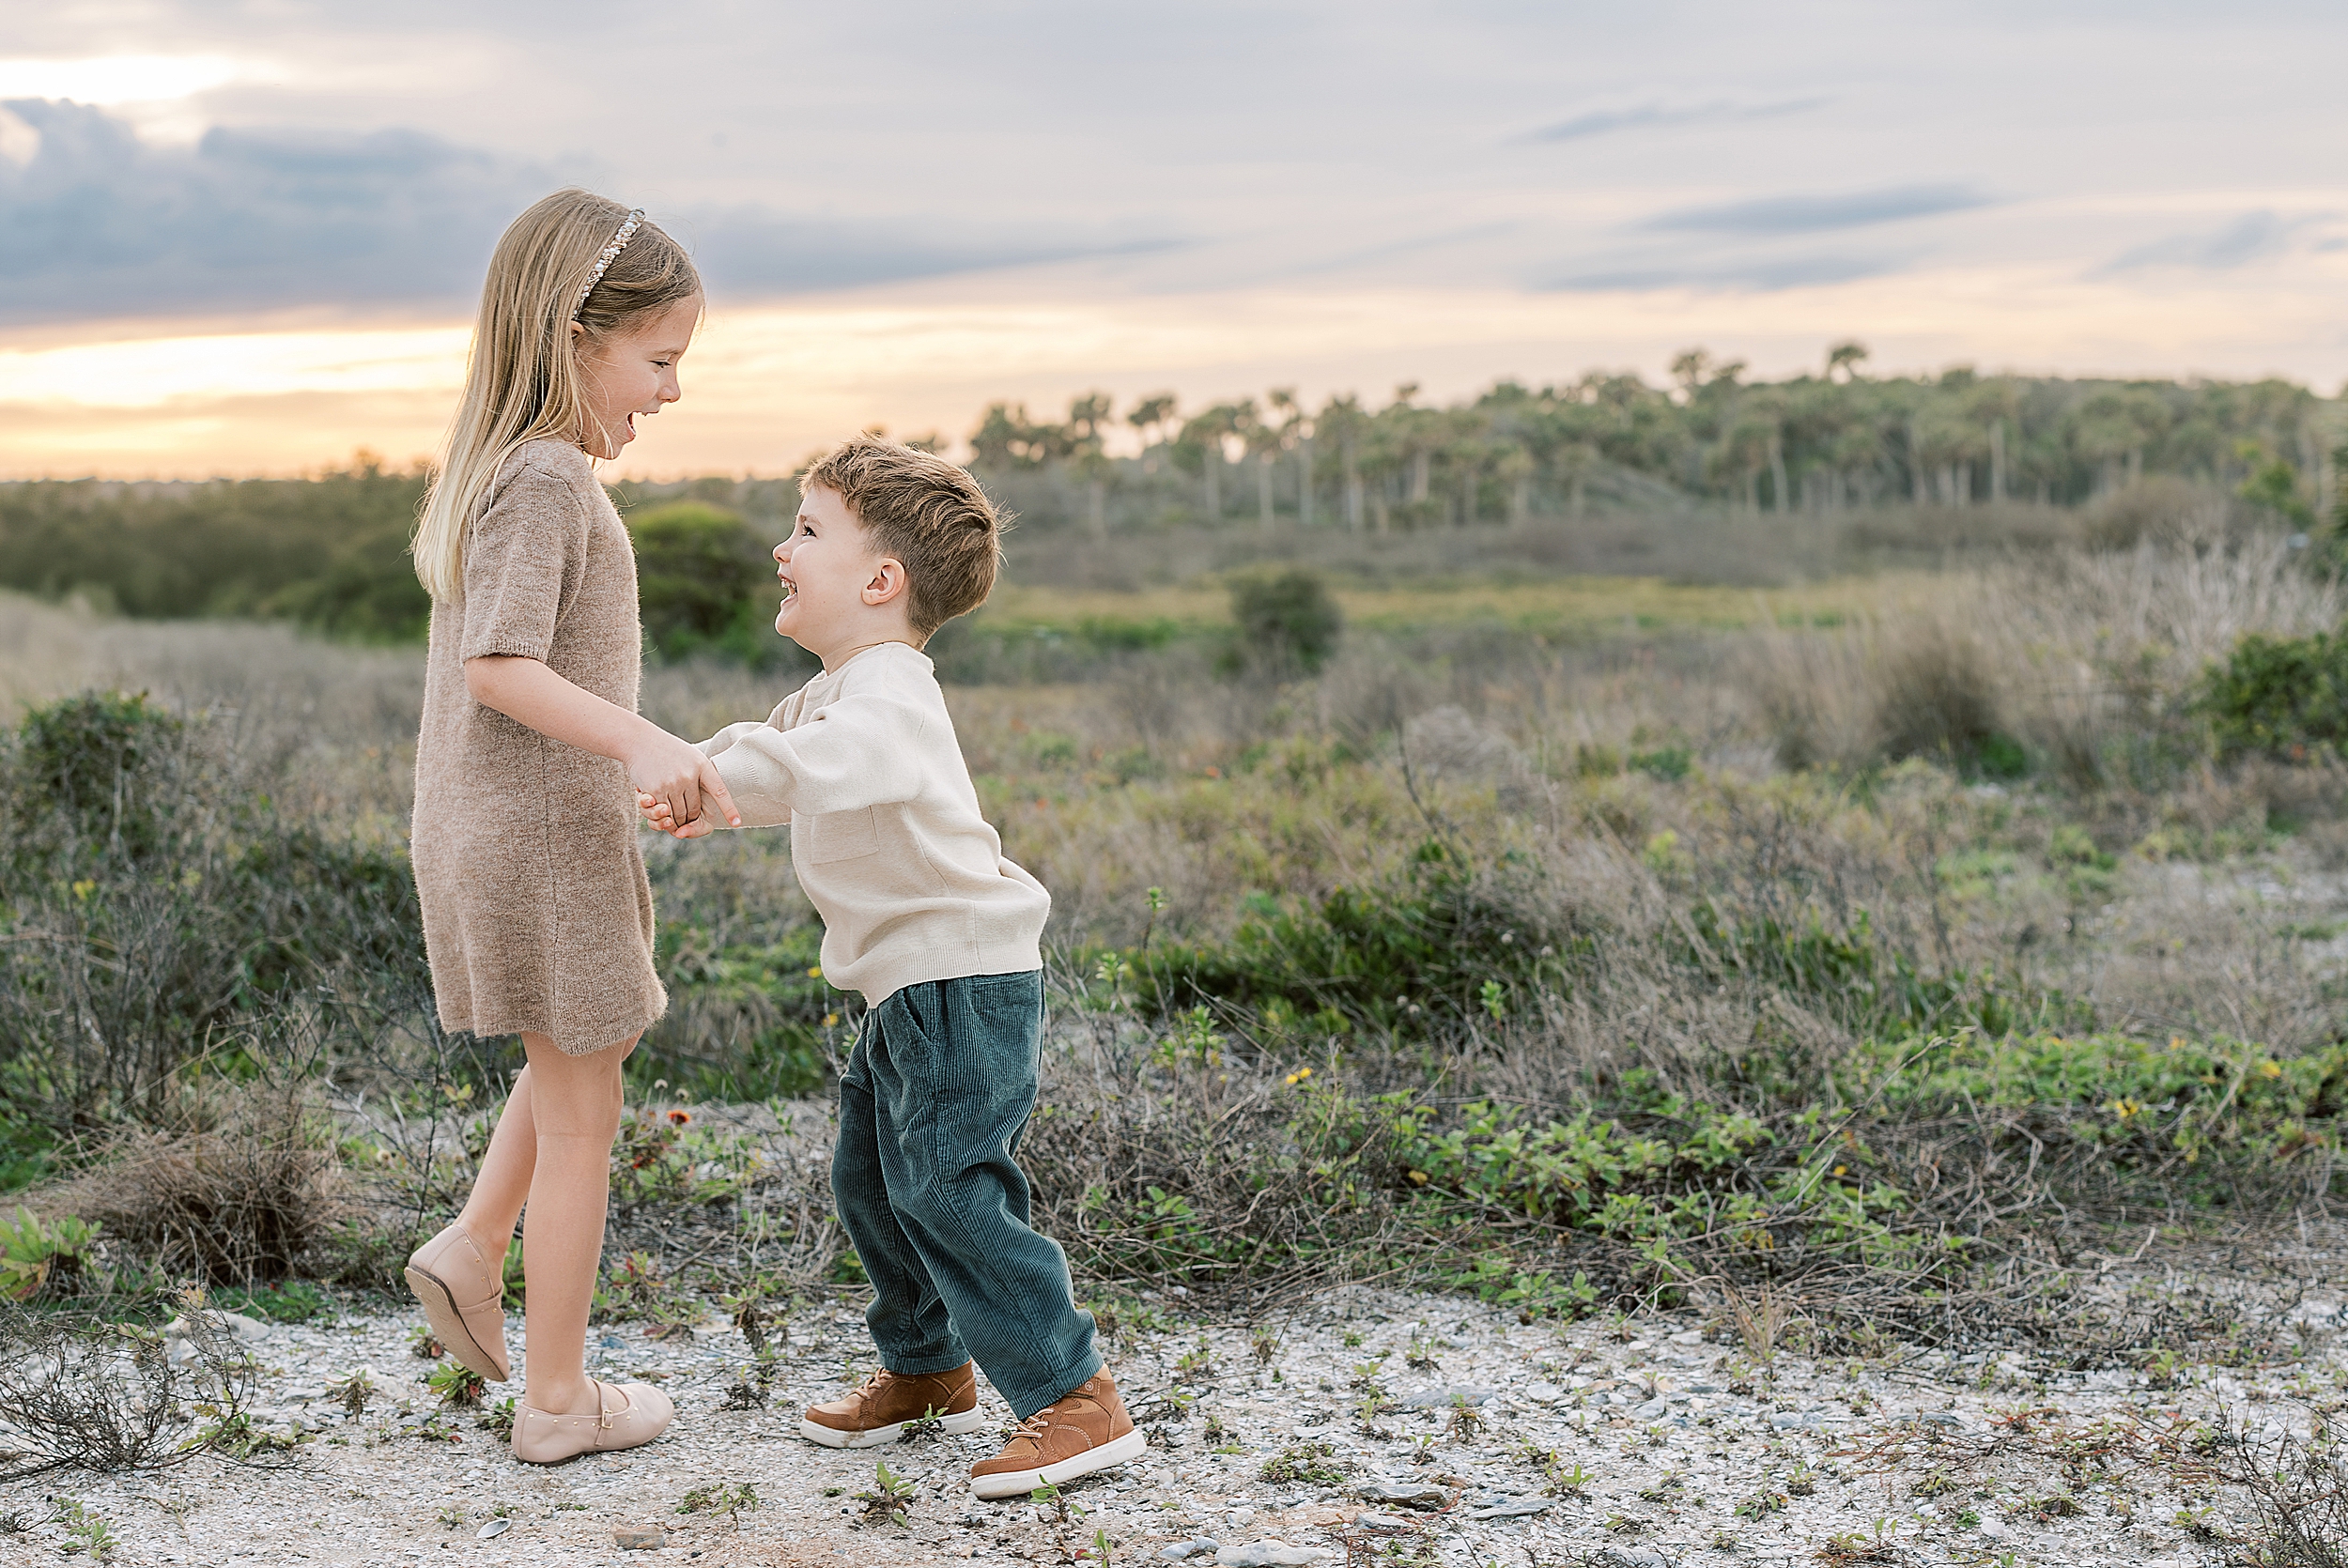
left=573, top=208, right=645, bottom=318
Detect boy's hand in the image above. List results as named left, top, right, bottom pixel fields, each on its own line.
left=638, top=789, right=716, bottom=838
left=626, top=730, right=740, bottom=833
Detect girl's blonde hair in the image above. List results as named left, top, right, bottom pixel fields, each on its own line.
left=411, top=189, right=701, bottom=600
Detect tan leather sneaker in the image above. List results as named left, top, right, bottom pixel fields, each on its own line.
left=969, top=1371, right=1146, bottom=1499
left=403, top=1222, right=510, bottom=1382
left=800, top=1362, right=987, bottom=1450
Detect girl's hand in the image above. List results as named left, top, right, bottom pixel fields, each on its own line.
left=626, top=730, right=740, bottom=833
left=637, top=789, right=715, bottom=838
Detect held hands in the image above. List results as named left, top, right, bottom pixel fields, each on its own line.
left=638, top=788, right=716, bottom=838
left=626, top=730, right=739, bottom=838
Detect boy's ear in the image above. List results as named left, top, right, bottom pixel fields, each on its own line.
left=862, top=557, right=909, bottom=608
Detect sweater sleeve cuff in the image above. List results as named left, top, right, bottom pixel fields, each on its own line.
left=702, top=723, right=794, bottom=828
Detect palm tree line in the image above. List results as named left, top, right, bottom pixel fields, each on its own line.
left=964, top=344, right=2340, bottom=534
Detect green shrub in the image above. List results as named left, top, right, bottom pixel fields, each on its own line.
left=1680, top=901, right=2063, bottom=1042
left=0, top=692, right=431, bottom=1147
left=2197, top=625, right=2348, bottom=761
left=627, top=501, right=779, bottom=663
left=20, top=690, right=185, bottom=859
left=631, top=917, right=833, bottom=1101
left=1042, top=1024, right=2348, bottom=1310
left=1228, top=569, right=1343, bottom=676
left=1259, top=1440, right=1351, bottom=1486
left=215, top=1278, right=329, bottom=1323
left=0, top=693, right=835, bottom=1172
left=1129, top=840, right=1573, bottom=1035
left=1629, top=746, right=1691, bottom=782
left=1868, top=1030, right=2348, bottom=1186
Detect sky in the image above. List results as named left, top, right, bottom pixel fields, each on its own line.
left=2, top=1, right=2345, bottom=478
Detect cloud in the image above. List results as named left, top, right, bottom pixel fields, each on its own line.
left=1523, top=97, right=1827, bottom=144
left=687, top=208, right=1174, bottom=296
left=0, top=99, right=1149, bottom=325
left=1546, top=254, right=1897, bottom=292
left=0, top=99, right=545, bottom=322
left=2097, top=209, right=2310, bottom=273
left=1644, top=183, right=1991, bottom=236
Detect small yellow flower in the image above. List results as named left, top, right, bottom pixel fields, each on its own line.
left=2260, top=1060, right=2283, bottom=1079
left=823, top=1012, right=841, bottom=1028
left=1832, top=1164, right=1847, bottom=1177
left=807, top=966, right=824, bottom=979
left=1407, top=1170, right=1430, bottom=1186
left=70, top=879, right=95, bottom=901
left=1283, top=1066, right=1315, bottom=1086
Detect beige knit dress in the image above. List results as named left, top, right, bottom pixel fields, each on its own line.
left=410, top=438, right=666, bottom=1054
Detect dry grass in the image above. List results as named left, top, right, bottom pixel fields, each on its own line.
left=9, top=533, right=2318, bottom=1040
left=0, top=594, right=422, bottom=836
left=40, top=1072, right=348, bottom=1285
left=1751, top=533, right=2347, bottom=781
left=5, top=531, right=2346, bottom=1309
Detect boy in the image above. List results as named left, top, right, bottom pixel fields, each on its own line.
left=641, top=435, right=1137, bottom=1499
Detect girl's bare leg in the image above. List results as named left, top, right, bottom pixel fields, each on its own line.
left=514, top=1031, right=636, bottom=1417
left=456, top=1065, right=536, bottom=1255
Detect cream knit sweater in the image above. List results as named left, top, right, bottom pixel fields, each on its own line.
left=696, top=641, right=1050, bottom=1005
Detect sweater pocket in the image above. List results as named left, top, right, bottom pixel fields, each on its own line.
left=799, top=805, right=881, bottom=864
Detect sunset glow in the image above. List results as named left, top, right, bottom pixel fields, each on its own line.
left=6, top=260, right=2344, bottom=480
left=6, top=8, right=2347, bottom=478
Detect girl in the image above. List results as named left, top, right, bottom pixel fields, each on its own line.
left=401, top=189, right=738, bottom=1464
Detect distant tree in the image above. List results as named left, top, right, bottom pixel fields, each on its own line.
left=2071, top=387, right=2172, bottom=498
left=971, top=402, right=1051, bottom=469
left=1826, top=341, right=1870, bottom=383
left=1268, top=388, right=1313, bottom=528
left=1065, top=392, right=1114, bottom=538
left=1383, top=385, right=1444, bottom=525
left=1317, top=393, right=1367, bottom=531
left=1177, top=400, right=1255, bottom=523
left=1126, top=392, right=1178, bottom=474
left=2238, top=439, right=2316, bottom=528
left=1434, top=408, right=1488, bottom=526
left=1669, top=349, right=1709, bottom=398
left=1246, top=400, right=1290, bottom=531
left=1495, top=444, right=1536, bottom=527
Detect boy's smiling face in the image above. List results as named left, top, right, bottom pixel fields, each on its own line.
left=773, top=484, right=912, bottom=669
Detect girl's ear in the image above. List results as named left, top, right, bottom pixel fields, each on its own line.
left=862, top=558, right=909, bottom=608
left=569, top=320, right=585, bottom=345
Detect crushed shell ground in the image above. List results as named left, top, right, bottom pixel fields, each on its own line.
left=0, top=1279, right=2334, bottom=1567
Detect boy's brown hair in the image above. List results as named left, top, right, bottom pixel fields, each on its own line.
left=801, top=435, right=1006, bottom=637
